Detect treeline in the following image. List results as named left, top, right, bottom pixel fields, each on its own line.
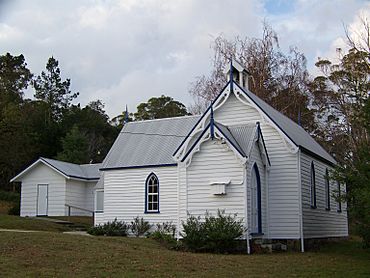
left=0, top=54, right=121, bottom=191
left=0, top=53, right=191, bottom=191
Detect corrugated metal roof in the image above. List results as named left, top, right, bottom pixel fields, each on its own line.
left=41, top=158, right=100, bottom=180
left=228, top=124, right=257, bottom=156
left=101, top=116, right=201, bottom=169
left=214, top=122, right=247, bottom=157
left=235, top=83, right=336, bottom=164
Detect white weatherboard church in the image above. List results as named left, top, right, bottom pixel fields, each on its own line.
left=13, top=61, right=348, bottom=252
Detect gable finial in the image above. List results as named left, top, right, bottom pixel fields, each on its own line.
left=298, top=107, right=301, bottom=126
left=229, top=58, right=234, bottom=93
left=210, top=102, right=215, bottom=140
left=124, top=105, right=129, bottom=124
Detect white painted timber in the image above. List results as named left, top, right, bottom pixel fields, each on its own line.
left=300, top=152, right=348, bottom=238
left=65, top=180, right=95, bottom=216
left=214, top=92, right=301, bottom=239
left=20, top=163, right=66, bottom=217
left=186, top=140, right=245, bottom=221
left=100, top=166, right=178, bottom=227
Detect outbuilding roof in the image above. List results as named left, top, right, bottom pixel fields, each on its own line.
left=10, top=157, right=101, bottom=182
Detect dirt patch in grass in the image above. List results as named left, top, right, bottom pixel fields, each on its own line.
left=0, top=232, right=369, bottom=277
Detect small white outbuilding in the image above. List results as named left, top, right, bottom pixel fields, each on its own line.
left=11, top=158, right=100, bottom=217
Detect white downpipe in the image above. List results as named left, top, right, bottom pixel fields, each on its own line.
left=244, top=166, right=251, bottom=254
left=265, top=165, right=270, bottom=238
left=297, top=149, right=305, bottom=252
left=176, top=165, right=181, bottom=240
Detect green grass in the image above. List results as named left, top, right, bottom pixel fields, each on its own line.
left=0, top=215, right=71, bottom=232
left=48, top=216, right=94, bottom=229
left=0, top=231, right=369, bottom=277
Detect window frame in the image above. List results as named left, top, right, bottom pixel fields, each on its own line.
left=325, top=169, right=331, bottom=211
left=337, top=181, right=342, bottom=213
left=95, top=189, right=104, bottom=213
left=310, top=162, right=317, bottom=209
left=145, top=173, right=160, bottom=213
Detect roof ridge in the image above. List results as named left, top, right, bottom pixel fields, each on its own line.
left=126, top=115, right=200, bottom=124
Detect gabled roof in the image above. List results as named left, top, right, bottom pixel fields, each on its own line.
left=181, top=121, right=270, bottom=166
left=101, top=116, right=201, bottom=170
left=234, top=82, right=336, bottom=164
left=10, top=157, right=101, bottom=182
left=174, top=80, right=336, bottom=165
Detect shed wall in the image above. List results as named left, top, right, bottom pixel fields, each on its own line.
left=20, top=163, right=66, bottom=216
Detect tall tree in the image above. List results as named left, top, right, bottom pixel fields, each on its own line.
left=61, top=100, right=119, bottom=163
left=56, top=125, right=89, bottom=164
left=33, top=57, right=79, bottom=123
left=0, top=53, right=32, bottom=108
left=134, top=95, right=189, bottom=121
left=189, top=22, right=314, bottom=132
left=311, top=47, right=369, bottom=164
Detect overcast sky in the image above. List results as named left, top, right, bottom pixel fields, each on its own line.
left=0, top=0, right=369, bottom=118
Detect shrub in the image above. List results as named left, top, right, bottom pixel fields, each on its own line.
left=0, top=190, right=20, bottom=203
left=8, top=203, right=20, bottom=215
left=155, top=221, right=177, bottom=237
left=181, top=210, right=244, bottom=253
left=87, top=218, right=130, bottom=236
left=131, top=216, right=151, bottom=237
left=150, top=221, right=178, bottom=249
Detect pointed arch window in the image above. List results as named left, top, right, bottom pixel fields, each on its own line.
left=145, top=173, right=159, bottom=213
left=325, top=169, right=331, bottom=210
left=310, top=162, right=317, bottom=208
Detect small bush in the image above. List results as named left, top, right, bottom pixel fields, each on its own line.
left=150, top=221, right=178, bottom=249
left=87, top=218, right=130, bottom=236
left=131, top=216, right=151, bottom=237
left=0, top=190, right=20, bottom=203
left=8, top=203, right=20, bottom=215
left=155, top=221, right=177, bottom=237
left=181, top=210, right=244, bottom=253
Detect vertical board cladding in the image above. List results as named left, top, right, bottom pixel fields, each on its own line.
left=65, top=180, right=95, bottom=216
left=186, top=140, right=245, bottom=222
left=94, top=174, right=105, bottom=226
left=247, top=141, right=268, bottom=236
left=20, top=163, right=66, bottom=217
left=300, top=152, right=348, bottom=238
left=101, top=166, right=178, bottom=228
left=214, top=93, right=300, bottom=239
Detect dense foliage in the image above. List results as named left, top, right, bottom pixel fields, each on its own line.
left=181, top=210, right=244, bottom=253
left=130, top=216, right=151, bottom=237
left=87, top=219, right=130, bottom=236
left=0, top=54, right=118, bottom=191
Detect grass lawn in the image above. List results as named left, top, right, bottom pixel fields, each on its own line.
left=0, top=215, right=71, bottom=232
left=0, top=231, right=369, bottom=278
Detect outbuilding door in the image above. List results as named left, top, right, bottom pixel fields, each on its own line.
left=37, top=184, right=48, bottom=216
left=250, top=164, right=262, bottom=234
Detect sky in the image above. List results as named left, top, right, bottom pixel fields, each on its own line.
left=0, top=0, right=369, bottom=118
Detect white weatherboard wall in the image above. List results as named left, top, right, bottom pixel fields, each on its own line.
left=99, top=166, right=178, bottom=227
left=301, top=152, right=348, bottom=238
left=20, top=163, right=66, bottom=217
left=214, top=92, right=300, bottom=239
left=65, top=180, right=95, bottom=216
left=186, top=140, right=245, bottom=221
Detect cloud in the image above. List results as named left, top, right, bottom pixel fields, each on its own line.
left=0, top=0, right=367, bottom=117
